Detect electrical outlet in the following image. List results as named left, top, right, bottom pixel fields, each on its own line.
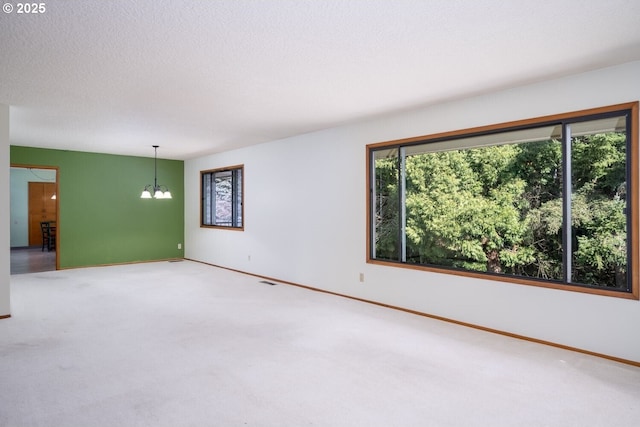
left=359, top=273, right=364, bottom=283
left=248, top=255, right=251, bottom=261
left=178, top=243, right=182, bottom=250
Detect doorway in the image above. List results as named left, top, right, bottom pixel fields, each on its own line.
left=10, top=166, right=59, bottom=274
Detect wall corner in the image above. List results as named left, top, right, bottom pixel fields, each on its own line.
left=0, top=104, right=10, bottom=317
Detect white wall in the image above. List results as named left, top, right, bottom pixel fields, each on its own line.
left=9, top=167, right=57, bottom=247
left=185, top=61, right=640, bottom=363
left=0, top=105, right=10, bottom=317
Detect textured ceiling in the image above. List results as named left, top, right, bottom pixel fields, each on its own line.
left=1, top=0, right=640, bottom=160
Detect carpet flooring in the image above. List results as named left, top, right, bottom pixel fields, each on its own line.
left=1, top=261, right=639, bottom=427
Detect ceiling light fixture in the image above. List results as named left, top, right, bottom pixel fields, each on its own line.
left=140, top=145, right=172, bottom=199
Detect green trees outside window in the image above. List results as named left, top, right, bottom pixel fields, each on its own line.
left=370, top=106, right=636, bottom=294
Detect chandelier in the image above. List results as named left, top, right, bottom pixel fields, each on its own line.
left=140, top=145, right=172, bottom=199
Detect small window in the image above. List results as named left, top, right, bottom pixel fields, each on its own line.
left=201, top=165, right=243, bottom=229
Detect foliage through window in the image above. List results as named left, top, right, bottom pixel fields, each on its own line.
left=368, top=104, right=638, bottom=297
left=201, top=165, right=243, bottom=229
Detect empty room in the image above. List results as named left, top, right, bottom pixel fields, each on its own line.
left=1, top=1, right=640, bottom=426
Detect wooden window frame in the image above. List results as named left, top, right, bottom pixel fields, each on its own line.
left=366, top=102, right=639, bottom=300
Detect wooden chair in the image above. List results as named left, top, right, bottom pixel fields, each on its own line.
left=40, top=221, right=56, bottom=252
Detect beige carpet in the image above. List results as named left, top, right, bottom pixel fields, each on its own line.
left=1, top=261, right=639, bottom=427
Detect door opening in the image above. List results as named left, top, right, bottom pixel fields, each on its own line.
left=10, top=166, right=59, bottom=274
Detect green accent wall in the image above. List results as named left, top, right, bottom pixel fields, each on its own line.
left=10, top=146, right=184, bottom=269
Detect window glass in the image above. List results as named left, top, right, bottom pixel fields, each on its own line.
left=214, top=170, right=233, bottom=226
left=401, top=127, right=562, bottom=279
left=373, top=148, right=401, bottom=261
left=569, top=117, right=627, bottom=288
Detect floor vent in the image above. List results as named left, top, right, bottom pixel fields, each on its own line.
left=259, top=280, right=278, bottom=286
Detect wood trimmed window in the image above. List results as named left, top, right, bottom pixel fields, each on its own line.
left=367, top=103, right=639, bottom=299
left=201, top=165, right=244, bottom=230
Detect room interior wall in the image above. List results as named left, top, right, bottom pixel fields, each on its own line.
left=0, top=104, right=9, bottom=317
left=10, top=167, right=57, bottom=247
left=185, top=60, right=640, bottom=363
left=10, top=147, right=184, bottom=269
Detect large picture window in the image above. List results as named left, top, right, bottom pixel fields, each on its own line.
left=201, top=165, right=243, bottom=229
left=367, top=103, right=638, bottom=299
